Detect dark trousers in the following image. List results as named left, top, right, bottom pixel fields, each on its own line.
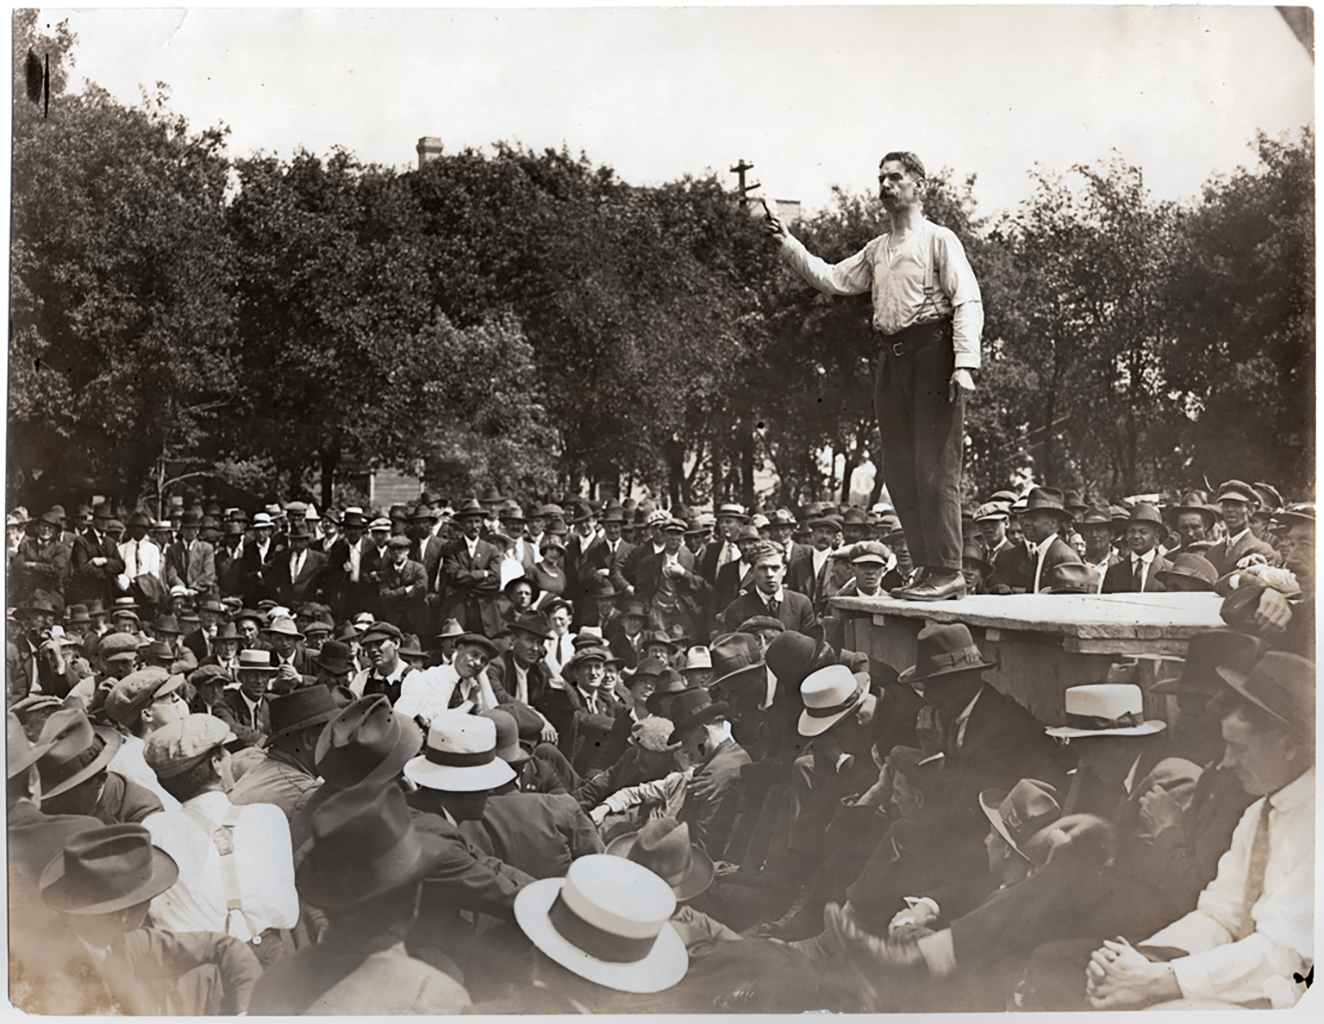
left=874, top=319, right=964, bottom=572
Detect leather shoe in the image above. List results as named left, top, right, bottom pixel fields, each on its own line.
left=896, top=571, right=966, bottom=602
left=889, top=566, right=929, bottom=597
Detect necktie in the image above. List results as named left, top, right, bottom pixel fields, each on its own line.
left=767, top=596, right=780, bottom=617
left=1132, top=558, right=1144, bottom=591
left=1242, top=798, right=1273, bottom=918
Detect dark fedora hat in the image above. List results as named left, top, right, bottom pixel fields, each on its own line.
left=583, top=577, right=619, bottom=599
left=1021, top=487, right=1076, bottom=521
left=1127, top=502, right=1165, bottom=527
left=764, top=630, right=831, bottom=692
left=1077, top=501, right=1115, bottom=526
left=898, top=623, right=994, bottom=685
left=40, top=823, right=179, bottom=915
left=313, top=639, right=354, bottom=676
left=1152, top=629, right=1266, bottom=695
left=503, top=612, right=552, bottom=640
left=36, top=709, right=123, bottom=799
left=1215, top=651, right=1315, bottom=737
left=455, top=498, right=486, bottom=520
left=297, top=782, right=446, bottom=909
left=315, top=694, right=424, bottom=790
left=666, top=689, right=730, bottom=743
left=598, top=500, right=627, bottom=524
left=979, top=779, right=1062, bottom=859
left=606, top=817, right=715, bottom=902
left=269, top=685, right=342, bottom=740
left=212, top=621, right=241, bottom=642
left=453, top=632, right=500, bottom=659
left=644, top=670, right=695, bottom=717
left=1154, top=553, right=1218, bottom=592
left=1169, top=493, right=1218, bottom=529
left=707, top=632, right=765, bottom=692
left=479, top=707, right=531, bottom=766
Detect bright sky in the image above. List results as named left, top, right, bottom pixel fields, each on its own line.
left=35, top=4, right=1316, bottom=219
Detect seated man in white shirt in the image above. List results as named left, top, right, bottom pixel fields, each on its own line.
left=394, top=633, right=505, bottom=727
left=103, top=667, right=187, bottom=811
left=143, top=713, right=300, bottom=968
left=1084, top=651, right=1314, bottom=1010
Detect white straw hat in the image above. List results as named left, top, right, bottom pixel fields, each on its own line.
left=404, top=712, right=516, bottom=792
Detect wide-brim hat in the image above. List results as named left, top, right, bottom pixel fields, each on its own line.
left=453, top=632, right=500, bottom=659
left=1021, top=487, right=1076, bottom=522
left=1127, top=502, right=1165, bottom=528
left=898, top=623, right=994, bottom=685
left=1272, top=503, right=1315, bottom=529
left=8, top=711, right=53, bottom=780
left=479, top=708, right=532, bottom=766
left=237, top=649, right=279, bottom=672
left=316, top=695, right=424, bottom=789
left=36, top=710, right=125, bottom=799
left=296, top=782, right=446, bottom=909
left=707, top=632, right=765, bottom=691
left=644, top=675, right=696, bottom=717
left=979, top=779, right=1062, bottom=859
left=1152, top=629, right=1266, bottom=696
left=1154, top=553, right=1217, bottom=590
left=514, top=855, right=687, bottom=993
left=40, top=824, right=180, bottom=915
left=1044, top=684, right=1166, bottom=738
left=606, top=818, right=715, bottom=901
left=397, top=634, right=426, bottom=658
left=455, top=498, right=486, bottom=519
left=665, top=689, right=729, bottom=743
left=270, top=685, right=342, bottom=739
left=1215, top=651, right=1315, bottom=737
left=313, top=640, right=354, bottom=676
left=405, top=712, right=516, bottom=792
left=1168, top=499, right=1218, bottom=528
left=1042, top=562, right=1096, bottom=594
left=798, top=664, right=869, bottom=738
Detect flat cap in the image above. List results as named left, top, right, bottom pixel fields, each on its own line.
left=143, top=713, right=236, bottom=779
left=105, top=668, right=183, bottom=727
left=96, top=632, right=141, bottom=658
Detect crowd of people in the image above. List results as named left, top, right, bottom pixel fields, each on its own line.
left=5, top=478, right=1314, bottom=1012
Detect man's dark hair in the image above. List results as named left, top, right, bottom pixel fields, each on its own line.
left=881, top=151, right=926, bottom=181
left=158, top=744, right=224, bottom=802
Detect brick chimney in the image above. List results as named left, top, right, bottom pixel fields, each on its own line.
left=416, top=137, right=443, bottom=169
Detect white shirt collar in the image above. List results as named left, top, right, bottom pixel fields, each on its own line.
left=1132, top=548, right=1157, bottom=566
left=1227, top=526, right=1251, bottom=546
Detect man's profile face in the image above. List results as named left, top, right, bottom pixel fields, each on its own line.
left=454, top=643, right=491, bottom=680
left=237, top=619, right=260, bottom=642
left=1125, top=523, right=1161, bottom=556
left=753, top=555, right=786, bottom=595
left=1176, top=513, right=1208, bottom=546
left=855, top=562, right=886, bottom=594
left=878, top=159, right=923, bottom=212
left=977, top=519, right=1006, bottom=547
left=512, top=629, right=547, bottom=664
left=362, top=637, right=396, bottom=669
left=1280, top=524, right=1314, bottom=585
left=1219, top=711, right=1300, bottom=796
left=1220, top=499, right=1251, bottom=534
left=1020, top=511, right=1061, bottom=545
left=810, top=525, right=838, bottom=551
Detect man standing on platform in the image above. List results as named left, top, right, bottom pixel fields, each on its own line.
left=767, top=152, right=983, bottom=601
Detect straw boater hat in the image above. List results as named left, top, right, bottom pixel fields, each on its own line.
left=40, top=823, right=180, bottom=915
left=606, top=817, right=715, bottom=901
left=798, top=664, right=870, bottom=738
left=514, top=853, right=688, bottom=993
left=404, top=713, right=516, bottom=793
left=1044, top=684, right=1166, bottom=739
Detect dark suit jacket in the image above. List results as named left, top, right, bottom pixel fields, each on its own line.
left=1205, top=531, right=1279, bottom=576
left=987, top=537, right=1082, bottom=593
left=215, top=543, right=246, bottom=598
left=459, top=791, right=604, bottom=880
left=720, top=589, right=817, bottom=635
left=164, top=540, right=217, bottom=596
left=635, top=547, right=708, bottom=620
left=564, top=685, right=625, bottom=775
left=487, top=652, right=562, bottom=742
left=577, top=537, right=635, bottom=593
left=698, top=539, right=738, bottom=586
left=219, top=689, right=271, bottom=748
left=266, top=548, right=328, bottom=608
left=69, top=529, right=125, bottom=606
left=378, top=558, right=430, bottom=636
left=944, top=684, right=1067, bottom=826
left=712, top=559, right=755, bottom=621
left=785, top=548, right=837, bottom=614
left=237, top=542, right=277, bottom=606
left=182, top=627, right=211, bottom=663
left=1101, top=552, right=1174, bottom=593
left=11, top=537, right=70, bottom=601
left=679, top=737, right=752, bottom=859
left=439, top=538, right=503, bottom=636
left=608, top=630, right=644, bottom=670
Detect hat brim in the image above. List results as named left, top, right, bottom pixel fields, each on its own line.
left=43, top=726, right=124, bottom=799
left=8, top=738, right=55, bottom=780
left=404, top=753, right=515, bottom=792
left=271, top=707, right=342, bottom=740
left=978, top=789, right=1026, bottom=858
left=297, top=831, right=446, bottom=909
left=797, top=686, right=868, bottom=738
left=316, top=712, right=423, bottom=789
left=606, top=831, right=716, bottom=902
left=1214, top=665, right=1297, bottom=728
left=644, top=687, right=695, bottom=717
left=513, top=877, right=688, bottom=993
left=668, top=701, right=730, bottom=744
left=708, top=661, right=765, bottom=693
left=1044, top=720, right=1166, bottom=739
left=898, top=658, right=994, bottom=686
left=40, top=844, right=179, bottom=915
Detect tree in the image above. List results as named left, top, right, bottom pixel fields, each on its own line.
left=10, top=69, right=236, bottom=509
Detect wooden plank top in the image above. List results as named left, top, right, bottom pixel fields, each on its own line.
left=830, top=591, right=1227, bottom=640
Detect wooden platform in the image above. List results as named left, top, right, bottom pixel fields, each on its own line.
left=829, top=592, right=1227, bottom=725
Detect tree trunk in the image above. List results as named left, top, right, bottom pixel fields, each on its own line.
left=738, top=418, right=755, bottom=509
left=320, top=446, right=339, bottom=509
